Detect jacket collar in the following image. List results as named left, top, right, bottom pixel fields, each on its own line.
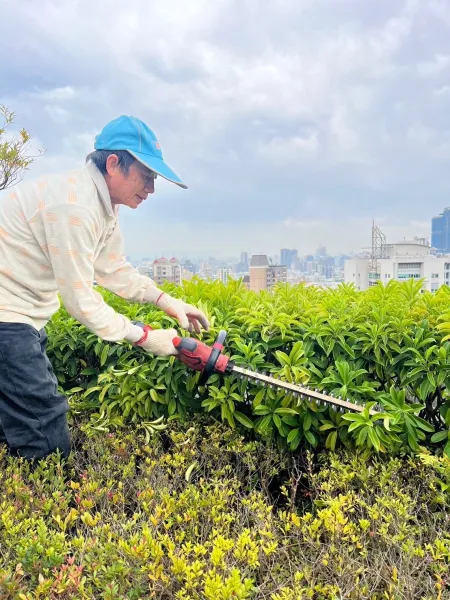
left=85, top=162, right=117, bottom=218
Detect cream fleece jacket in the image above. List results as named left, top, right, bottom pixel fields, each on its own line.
left=0, top=162, right=164, bottom=343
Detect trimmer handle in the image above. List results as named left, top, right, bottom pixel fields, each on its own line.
left=173, top=330, right=229, bottom=384
left=132, top=321, right=230, bottom=385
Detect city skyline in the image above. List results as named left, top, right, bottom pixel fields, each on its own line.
left=126, top=216, right=433, bottom=263
left=134, top=214, right=442, bottom=280
left=2, top=1, right=449, bottom=258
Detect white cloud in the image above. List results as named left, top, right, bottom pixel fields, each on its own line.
left=44, top=105, right=71, bottom=124
left=417, top=54, right=450, bottom=77
left=258, top=132, right=320, bottom=163
left=32, top=86, right=75, bottom=101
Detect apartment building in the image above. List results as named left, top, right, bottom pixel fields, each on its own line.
left=345, top=239, right=450, bottom=292
left=249, top=255, right=287, bottom=292
left=152, top=257, right=181, bottom=286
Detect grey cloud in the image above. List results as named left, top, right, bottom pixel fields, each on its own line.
left=1, top=0, right=450, bottom=257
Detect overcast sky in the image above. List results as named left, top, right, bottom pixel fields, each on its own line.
left=2, top=0, right=450, bottom=260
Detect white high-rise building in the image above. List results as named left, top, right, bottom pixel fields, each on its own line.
left=345, top=239, right=450, bottom=292
left=216, top=267, right=233, bottom=283
left=199, top=262, right=213, bottom=280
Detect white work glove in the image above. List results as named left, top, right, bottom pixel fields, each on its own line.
left=126, top=324, right=178, bottom=357
left=156, top=293, right=210, bottom=333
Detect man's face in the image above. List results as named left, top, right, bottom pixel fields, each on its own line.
left=105, top=155, right=156, bottom=209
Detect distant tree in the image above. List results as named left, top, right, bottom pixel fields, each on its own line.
left=0, top=105, right=43, bottom=191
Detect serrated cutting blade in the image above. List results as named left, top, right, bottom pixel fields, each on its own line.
left=230, top=365, right=379, bottom=415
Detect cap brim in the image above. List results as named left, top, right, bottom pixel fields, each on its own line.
left=128, top=150, right=187, bottom=189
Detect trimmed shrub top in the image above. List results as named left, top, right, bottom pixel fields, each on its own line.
left=47, top=278, right=450, bottom=456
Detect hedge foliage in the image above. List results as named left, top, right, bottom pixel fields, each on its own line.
left=1, top=419, right=450, bottom=599
left=3, top=279, right=450, bottom=598
left=47, top=278, right=450, bottom=456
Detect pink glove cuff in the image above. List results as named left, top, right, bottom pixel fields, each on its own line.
left=135, top=324, right=153, bottom=346
left=143, top=284, right=166, bottom=305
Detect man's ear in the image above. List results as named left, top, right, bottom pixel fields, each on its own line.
left=105, top=154, right=120, bottom=175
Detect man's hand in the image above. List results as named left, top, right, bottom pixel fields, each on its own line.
left=156, top=294, right=209, bottom=333
left=134, top=326, right=178, bottom=356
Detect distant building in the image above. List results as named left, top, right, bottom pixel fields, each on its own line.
left=180, top=268, right=194, bottom=282
left=249, top=255, right=269, bottom=292
left=234, top=251, right=249, bottom=275
left=152, top=257, right=181, bottom=286
left=216, top=267, right=233, bottom=283
left=250, top=254, right=287, bottom=292
left=280, top=249, right=297, bottom=268
left=240, top=251, right=249, bottom=272
left=199, top=263, right=213, bottom=280
left=323, top=256, right=336, bottom=279
left=345, top=239, right=450, bottom=292
left=182, top=259, right=197, bottom=274
left=335, top=255, right=351, bottom=269
left=267, top=264, right=288, bottom=288
left=432, top=208, right=450, bottom=252
left=137, top=263, right=152, bottom=277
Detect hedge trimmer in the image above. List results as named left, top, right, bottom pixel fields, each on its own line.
left=172, top=330, right=380, bottom=415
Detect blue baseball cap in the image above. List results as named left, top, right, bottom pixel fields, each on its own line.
left=94, top=115, right=187, bottom=189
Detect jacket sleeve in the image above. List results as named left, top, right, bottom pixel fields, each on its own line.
left=93, top=218, right=163, bottom=305
left=39, top=204, right=143, bottom=342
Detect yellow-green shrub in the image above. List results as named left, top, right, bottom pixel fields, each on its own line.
left=0, top=418, right=449, bottom=599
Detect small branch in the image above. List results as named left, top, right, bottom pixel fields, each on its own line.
left=0, top=105, right=44, bottom=191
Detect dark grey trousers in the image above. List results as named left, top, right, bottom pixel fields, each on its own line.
left=0, top=323, right=71, bottom=460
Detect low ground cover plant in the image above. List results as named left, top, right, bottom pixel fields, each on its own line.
left=1, top=419, right=449, bottom=599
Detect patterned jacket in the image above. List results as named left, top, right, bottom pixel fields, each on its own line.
left=0, top=162, right=160, bottom=341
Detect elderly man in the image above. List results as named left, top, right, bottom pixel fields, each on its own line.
left=0, top=115, right=209, bottom=461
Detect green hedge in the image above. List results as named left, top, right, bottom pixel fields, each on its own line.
left=47, top=278, right=450, bottom=456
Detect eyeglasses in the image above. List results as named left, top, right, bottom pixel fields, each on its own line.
left=136, top=164, right=158, bottom=183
